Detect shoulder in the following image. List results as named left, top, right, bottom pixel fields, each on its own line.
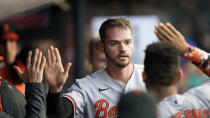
left=73, top=68, right=107, bottom=88
left=134, top=64, right=144, bottom=71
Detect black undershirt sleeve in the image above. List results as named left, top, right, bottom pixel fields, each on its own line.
left=47, top=92, right=74, bottom=118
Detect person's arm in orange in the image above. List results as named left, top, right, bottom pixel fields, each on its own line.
left=155, top=22, right=210, bottom=77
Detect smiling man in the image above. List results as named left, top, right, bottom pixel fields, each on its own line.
left=45, top=18, right=146, bottom=118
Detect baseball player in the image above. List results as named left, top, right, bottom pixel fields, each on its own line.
left=0, top=23, right=26, bottom=95
left=87, top=35, right=106, bottom=73
left=45, top=18, right=146, bottom=118
left=143, top=42, right=209, bottom=118
left=155, top=22, right=210, bottom=77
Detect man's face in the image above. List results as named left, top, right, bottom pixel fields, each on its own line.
left=103, top=27, right=133, bottom=68
left=0, top=40, right=18, bottom=57
left=90, top=49, right=106, bottom=72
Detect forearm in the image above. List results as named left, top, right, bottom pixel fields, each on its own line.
left=47, top=92, right=74, bottom=118
left=25, top=83, right=46, bottom=118
left=182, top=45, right=210, bottom=76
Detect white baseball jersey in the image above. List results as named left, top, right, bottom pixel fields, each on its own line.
left=63, top=64, right=146, bottom=118
left=157, top=79, right=210, bottom=118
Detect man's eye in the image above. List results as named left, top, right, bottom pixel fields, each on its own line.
left=125, top=41, right=131, bottom=45
left=111, top=42, right=117, bottom=45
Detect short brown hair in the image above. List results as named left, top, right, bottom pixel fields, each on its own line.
left=88, top=35, right=101, bottom=57
left=99, top=18, right=132, bottom=43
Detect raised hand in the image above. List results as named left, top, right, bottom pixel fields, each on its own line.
left=44, top=46, right=71, bottom=93
left=155, top=22, right=190, bottom=54
left=14, top=49, right=46, bottom=83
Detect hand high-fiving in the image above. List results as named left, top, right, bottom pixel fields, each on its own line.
left=155, top=22, right=190, bottom=54
left=14, top=49, right=46, bottom=83
left=44, top=46, right=71, bottom=93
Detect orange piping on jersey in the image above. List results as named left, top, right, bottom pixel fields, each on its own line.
left=63, top=95, right=77, bottom=116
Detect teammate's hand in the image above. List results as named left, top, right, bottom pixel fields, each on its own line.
left=44, top=46, right=71, bottom=93
left=14, top=49, right=46, bottom=83
left=155, top=22, right=191, bottom=54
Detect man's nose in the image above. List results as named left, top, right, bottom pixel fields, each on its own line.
left=119, top=43, right=126, bottom=51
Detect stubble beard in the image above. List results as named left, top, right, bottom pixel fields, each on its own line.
left=105, top=51, right=132, bottom=68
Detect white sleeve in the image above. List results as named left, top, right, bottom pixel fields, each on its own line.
left=184, top=79, right=210, bottom=108
left=62, top=80, right=86, bottom=117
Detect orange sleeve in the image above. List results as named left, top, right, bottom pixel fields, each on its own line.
left=182, top=46, right=210, bottom=77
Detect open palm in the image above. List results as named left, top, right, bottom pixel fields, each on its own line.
left=155, top=22, right=190, bottom=54
left=44, top=46, right=71, bottom=93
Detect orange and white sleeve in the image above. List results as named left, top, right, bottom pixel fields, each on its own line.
left=182, top=46, right=210, bottom=77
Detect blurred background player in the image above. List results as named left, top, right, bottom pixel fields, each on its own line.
left=87, top=35, right=106, bottom=73
left=0, top=49, right=47, bottom=118
left=0, top=23, right=25, bottom=95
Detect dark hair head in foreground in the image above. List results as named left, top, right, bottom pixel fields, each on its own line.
left=144, top=42, right=180, bottom=87
left=119, top=92, right=157, bottom=118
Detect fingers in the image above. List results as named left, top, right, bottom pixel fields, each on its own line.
left=54, top=48, right=61, bottom=63
left=155, top=23, right=172, bottom=42
left=155, top=26, right=171, bottom=44
left=26, top=51, right=32, bottom=69
left=35, top=51, right=42, bottom=69
left=46, top=46, right=62, bottom=65
left=159, top=23, right=174, bottom=38
left=47, top=48, right=52, bottom=66
left=40, top=56, right=46, bottom=71
left=166, top=22, right=179, bottom=35
left=50, top=46, right=56, bottom=63
left=155, top=22, right=176, bottom=43
left=32, top=49, right=39, bottom=68
left=64, top=63, right=72, bottom=77
left=155, top=30, right=167, bottom=42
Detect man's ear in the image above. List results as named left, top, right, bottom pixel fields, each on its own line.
left=87, top=53, right=92, bottom=65
left=177, top=69, right=183, bottom=82
left=142, top=71, right=148, bottom=83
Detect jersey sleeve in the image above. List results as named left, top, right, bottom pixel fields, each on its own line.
left=182, top=45, right=210, bottom=76
left=62, top=80, right=86, bottom=117
left=184, top=79, right=210, bottom=109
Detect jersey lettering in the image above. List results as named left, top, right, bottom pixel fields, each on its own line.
left=185, top=110, right=193, bottom=118
left=171, top=112, right=182, bottom=118
left=171, top=109, right=209, bottom=118
left=95, top=99, right=120, bottom=118
left=108, top=106, right=119, bottom=117
left=203, top=110, right=209, bottom=118
left=95, top=99, right=109, bottom=118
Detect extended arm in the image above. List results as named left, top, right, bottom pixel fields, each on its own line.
left=14, top=49, right=47, bottom=118
left=155, top=23, right=210, bottom=76
left=44, top=46, right=73, bottom=117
